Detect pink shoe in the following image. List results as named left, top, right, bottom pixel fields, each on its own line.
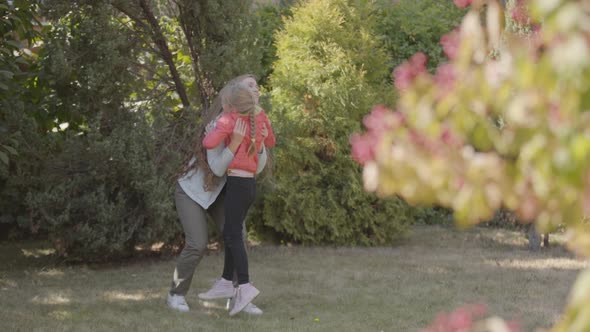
left=229, top=283, right=260, bottom=316
left=198, top=278, right=235, bottom=300
left=226, top=298, right=263, bottom=315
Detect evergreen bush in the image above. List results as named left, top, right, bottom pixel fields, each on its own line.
left=0, top=1, right=51, bottom=238
left=26, top=116, right=177, bottom=261
left=253, top=2, right=292, bottom=86
left=375, top=0, right=466, bottom=72
left=252, top=0, right=414, bottom=245
left=23, top=6, right=179, bottom=261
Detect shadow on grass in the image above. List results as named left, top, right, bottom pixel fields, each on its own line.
left=0, top=240, right=58, bottom=272
left=0, top=225, right=579, bottom=281
left=20, top=285, right=237, bottom=323
left=406, top=224, right=573, bottom=255
left=0, top=239, right=181, bottom=273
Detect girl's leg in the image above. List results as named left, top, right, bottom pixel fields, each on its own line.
left=197, top=184, right=247, bottom=301
left=170, top=183, right=209, bottom=296
left=211, top=187, right=248, bottom=252
left=209, top=187, right=248, bottom=284
left=221, top=177, right=256, bottom=285
left=210, top=187, right=263, bottom=315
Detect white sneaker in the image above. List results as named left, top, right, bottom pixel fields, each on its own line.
left=226, top=298, right=263, bottom=315
left=198, top=278, right=235, bottom=300
left=229, top=283, right=260, bottom=316
left=167, top=293, right=189, bottom=312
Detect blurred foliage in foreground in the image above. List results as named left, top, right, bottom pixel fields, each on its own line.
left=351, top=0, right=590, bottom=330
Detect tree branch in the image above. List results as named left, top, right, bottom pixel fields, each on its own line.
left=113, top=0, right=191, bottom=110
left=177, top=1, right=215, bottom=112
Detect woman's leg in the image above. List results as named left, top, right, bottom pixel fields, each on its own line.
left=221, top=177, right=256, bottom=285
left=170, top=183, right=209, bottom=296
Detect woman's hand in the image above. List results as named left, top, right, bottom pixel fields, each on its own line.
left=205, top=121, right=216, bottom=135
left=261, top=123, right=268, bottom=140
left=259, top=123, right=268, bottom=153
left=228, top=118, right=247, bottom=154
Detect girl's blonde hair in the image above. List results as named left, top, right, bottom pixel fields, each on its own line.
left=224, top=84, right=258, bottom=157
left=180, top=74, right=257, bottom=190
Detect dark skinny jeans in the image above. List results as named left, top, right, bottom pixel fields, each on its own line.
left=221, top=176, right=256, bottom=285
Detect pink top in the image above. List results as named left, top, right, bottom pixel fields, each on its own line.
left=202, top=110, right=276, bottom=173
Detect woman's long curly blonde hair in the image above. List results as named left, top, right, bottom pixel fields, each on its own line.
left=179, top=74, right=257, bottom=191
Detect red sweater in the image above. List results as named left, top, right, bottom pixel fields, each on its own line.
left=203, top=110, right=276, bottom=173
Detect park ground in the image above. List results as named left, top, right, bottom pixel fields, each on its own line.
left=1, top=225, right=588, bottom=331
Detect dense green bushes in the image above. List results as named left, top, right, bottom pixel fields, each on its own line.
left=26, top=116, right=177, bottom=261
left=375, top=0, right=466, bottom=72
left=0, top=1, right=50, bottom=239
left=20, top=6, right=179, bottom=261
left=3, top=0, right=272, bottom=261
left=1, top=0, right=465, bottom=259
left=250, top=0, right=414, bottom=245
left=253, top=2, right=292, bottom=85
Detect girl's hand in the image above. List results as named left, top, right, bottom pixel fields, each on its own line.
left=228, top=118, right=246, bottom=154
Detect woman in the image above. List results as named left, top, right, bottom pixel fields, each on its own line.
left=167, top=75, right=267, bottom=315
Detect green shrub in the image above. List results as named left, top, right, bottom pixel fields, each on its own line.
left=26, top=116, right=177, bottom=261
left=22, top=6, right=180, bottom=262
left=251, top=0, right=413, bottom=245
left=0, top=1, right=52, bottom=238
left=375, top=0, right=466, bottom=72
left=414, top=206, right=453, bottom=225
left=0, top=100, right=53, bottom=239
left=253, top=3, right=292, bottom=86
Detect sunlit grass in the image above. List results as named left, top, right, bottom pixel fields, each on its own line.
left=21, top=248, right=55, bottom=258
left=38, top=268, right=65, bottom=277
left=484, top=258, right=589, bottom=270
left=103, top=291, right=162, bottom=302
left=31, top=293, right=71, bottom=305
left=0, top=225, right=588, bottom=331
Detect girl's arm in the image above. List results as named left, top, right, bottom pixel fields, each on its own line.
left=207, top=118, right=247, bottom=176
left=226, top=118, right=247, bottom=154
left=203, top=115, right=233, bottom=149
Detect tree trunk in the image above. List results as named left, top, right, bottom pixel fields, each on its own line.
left=177, top=2, right=215, bottom=112
left=527, top=223, right=541, bottom=251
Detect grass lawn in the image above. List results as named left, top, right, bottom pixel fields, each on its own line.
left=1, top=225, right=588, bottom=331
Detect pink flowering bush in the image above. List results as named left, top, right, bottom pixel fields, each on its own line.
left=393, top=52, right=428, bottom=90
left=421, top=304, right=521, bottom=332
left=453, top=0, right=473, bottom=9
left=352, top=0, right=590, bottom=330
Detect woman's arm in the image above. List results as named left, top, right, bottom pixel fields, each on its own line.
left=203, top=115, right=233, bottom=149
left=207, top=144, right=234, bottom=177
left=255, top=122, right=269, bottom=174
left=256, top=147, right=267, bottom=174
left=263, top=115, right=276, bottom=148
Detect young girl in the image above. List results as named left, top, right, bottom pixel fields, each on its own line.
left=202, top=82, right=275, bottom=316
